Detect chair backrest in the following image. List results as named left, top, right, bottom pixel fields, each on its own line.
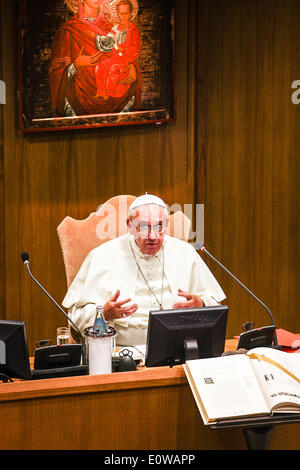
left=57, top=195, right=191, bottom=288
left=166, top=209, right=191, bottom=243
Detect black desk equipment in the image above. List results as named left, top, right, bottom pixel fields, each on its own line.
left=0, top=320, right=88, bottom=382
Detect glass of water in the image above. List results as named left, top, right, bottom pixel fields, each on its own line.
left=56, top=327, right=70, bottom=345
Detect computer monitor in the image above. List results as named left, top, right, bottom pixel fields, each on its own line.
left=145, top=305, right=228, bottom=367
left=0, top=320, right=32, bottom=380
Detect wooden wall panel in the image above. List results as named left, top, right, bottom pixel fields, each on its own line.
left=198, top=0, right=300, bottom=337
left=0, top=0, right=5, bottom=320
left=1, top=0, right=197, bottom=354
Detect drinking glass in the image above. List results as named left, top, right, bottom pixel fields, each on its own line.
left=56, top=327, right=70, bottom=345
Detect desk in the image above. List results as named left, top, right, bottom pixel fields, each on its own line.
left=0, top=342, right=299, bottom=450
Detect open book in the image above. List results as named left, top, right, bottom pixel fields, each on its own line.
left=183, top=347, right=300, bottom=425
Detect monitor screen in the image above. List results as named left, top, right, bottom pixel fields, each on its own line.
left=145, top=305, right=228, bottom=367
left=0, top=320, right=32, bottom=380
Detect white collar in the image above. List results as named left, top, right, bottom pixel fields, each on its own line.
left=128, top=234, right=164, bottom=262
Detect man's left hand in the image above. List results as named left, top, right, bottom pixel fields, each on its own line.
left=172, top=288, right=204, bottom=309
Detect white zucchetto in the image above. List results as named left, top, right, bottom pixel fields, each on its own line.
left=129, top=193, right=167, bottom=211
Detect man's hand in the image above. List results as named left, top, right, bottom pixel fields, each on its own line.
left=103, top=290, right=138, bottom=321
left=172, top=288, right=204, bottom=309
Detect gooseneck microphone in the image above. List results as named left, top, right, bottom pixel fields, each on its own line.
left=199, top=245, right=277, bottom=346
left=21, top=252, right=87, bottom=365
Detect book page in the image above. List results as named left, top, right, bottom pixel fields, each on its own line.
left=184, top=354, right=270, bottom=423
left=247, top=347, right=300, bottom=412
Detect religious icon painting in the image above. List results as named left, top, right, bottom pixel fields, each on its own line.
left=18, top=0, right=176, bottom=133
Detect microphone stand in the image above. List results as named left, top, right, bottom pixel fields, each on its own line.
left=22, top=255, right=88, bottom=365
left=200, top=245, right=278, bottom=347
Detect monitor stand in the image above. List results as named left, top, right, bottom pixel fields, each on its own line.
left=183, top=339, right=199, bottom=361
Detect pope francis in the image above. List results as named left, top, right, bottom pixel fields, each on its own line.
left=62, top=194, right=226, bottom=346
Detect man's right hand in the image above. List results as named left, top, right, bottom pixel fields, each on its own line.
left=103, top=290, right=138, bottom=321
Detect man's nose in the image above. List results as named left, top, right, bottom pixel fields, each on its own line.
left=148, top=227, right=159, bottom=239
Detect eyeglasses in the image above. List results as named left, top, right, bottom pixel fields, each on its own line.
left=132, top=222, right=165, bottom=234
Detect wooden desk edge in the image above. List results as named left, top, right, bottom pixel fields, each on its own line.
left=0, top=365, right=187, bottom=402
left=0, top=337, right=238, bottom=402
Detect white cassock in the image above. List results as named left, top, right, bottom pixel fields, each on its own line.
left=62, top=233, right=226, bottom=346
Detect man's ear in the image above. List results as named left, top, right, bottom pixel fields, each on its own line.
left=126, top=217, right=132, bottom=228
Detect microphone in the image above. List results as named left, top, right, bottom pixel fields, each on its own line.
left=21, top=252, right=88, bottom=365
left=199, top=245, right=278, bottom=347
